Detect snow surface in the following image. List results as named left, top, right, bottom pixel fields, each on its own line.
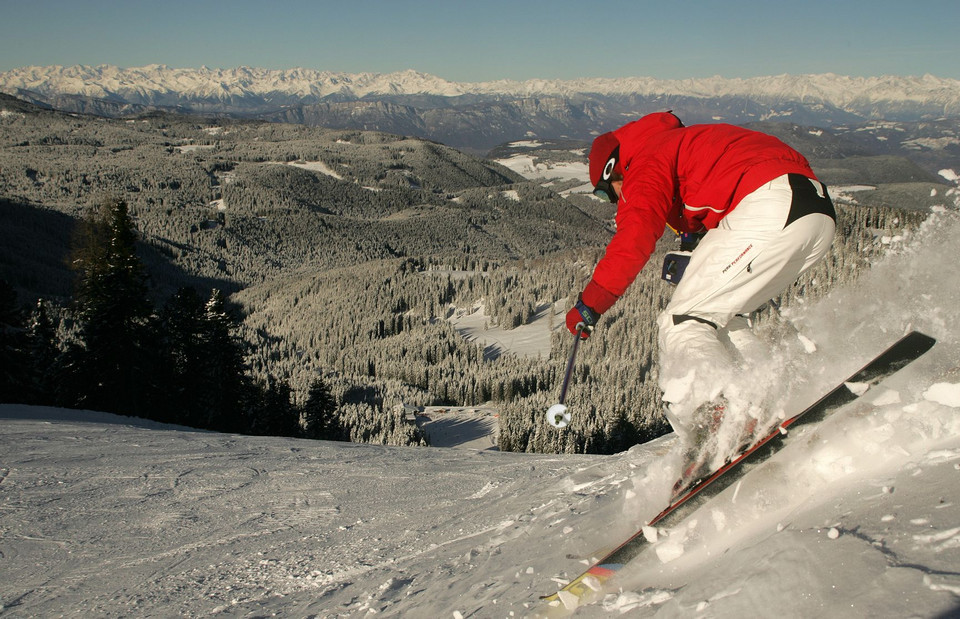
left=448, top=300, right=562, bottom=360
left=285, top=160, right=343, bottom=180
left=492, top=153, right=594, bottom=199
left=2, top=215, right=960, bottom=617
left=415, top=406, right=500, bottom=450
left=264, top=160, right=344, bottom=180
left=493, top=154, right=588, bottom=185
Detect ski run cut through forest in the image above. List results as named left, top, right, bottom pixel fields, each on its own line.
left=2, top=206, right=960, bottom=617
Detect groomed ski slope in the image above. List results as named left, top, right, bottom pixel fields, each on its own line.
left=2, top=211, right=960, bottom=618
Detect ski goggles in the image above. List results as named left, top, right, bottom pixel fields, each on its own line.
left=592, top=146, right=622, bottom=203
left=593, top=173, right=622, bottom=203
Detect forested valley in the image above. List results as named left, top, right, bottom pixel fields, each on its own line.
left=0, top=93, right=944, bottom=453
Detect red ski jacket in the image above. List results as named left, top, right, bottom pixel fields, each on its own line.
left=583, top=112, right=817, bottom=314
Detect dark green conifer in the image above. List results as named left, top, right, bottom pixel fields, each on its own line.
left=70, top=198, right=160, bottom=416
left=303, top=376, right=341, bottom=440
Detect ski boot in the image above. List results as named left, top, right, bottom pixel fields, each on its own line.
left=671, top=398, right=727, bottom=498
left=671, top=398, right=763, bottom=499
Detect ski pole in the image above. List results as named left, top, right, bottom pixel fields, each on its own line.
left=546, top=323, right=586, bottom=428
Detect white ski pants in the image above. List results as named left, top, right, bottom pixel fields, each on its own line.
left=657, top=174, right=836, bottom=438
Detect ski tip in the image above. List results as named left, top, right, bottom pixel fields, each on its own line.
left=894, top=331, right=937, bottom=359
left=904, top=330, right=936, bottom=348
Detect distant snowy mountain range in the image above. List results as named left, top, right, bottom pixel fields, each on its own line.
left=4, top=64, right=960, bottom=109
left=4, top=65, right=960, bottom=152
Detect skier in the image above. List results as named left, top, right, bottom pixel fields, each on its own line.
left=565, top=112, right=836, bottom=489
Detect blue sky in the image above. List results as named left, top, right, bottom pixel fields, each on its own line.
left=2, top=0, right=959, bottom=80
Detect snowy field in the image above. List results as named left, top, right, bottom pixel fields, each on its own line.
left=416, top=406, right=500, bottom=450
left=492, top=143, right=595, bottom=198
left=2, top=216, right=960, bottom=617
left=448, top=300, right=563, bottom=360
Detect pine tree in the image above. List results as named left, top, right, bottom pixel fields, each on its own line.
left=303, top=376, right=342, bottom=440
left=24, top=299, right=61, bottom=405
left=246, top=376, right=301, bottom=437
left=0, top=279, right=30, bottom=403
left=158, top=287, right=208, bottom=425
left=70, top=197, right=160, bottom=417
left=197, top=289, right=250, bottom=432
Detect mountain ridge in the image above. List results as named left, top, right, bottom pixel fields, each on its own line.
left=6, top=65, right=960, bottom=153
left=4, top=64, right=960, bottom=109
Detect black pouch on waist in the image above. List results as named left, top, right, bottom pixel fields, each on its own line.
left=661, top=251, right=692, bottom=285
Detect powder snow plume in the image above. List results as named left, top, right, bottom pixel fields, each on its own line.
left=599, top=208, right=960, bottom=616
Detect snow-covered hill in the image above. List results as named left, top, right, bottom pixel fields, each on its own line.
left=2, top=212, right=959, bottom=617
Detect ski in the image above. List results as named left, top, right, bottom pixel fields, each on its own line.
left=538, top=330, right=936, bottom=613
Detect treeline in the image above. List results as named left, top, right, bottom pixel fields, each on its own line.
left=0, top=197, right=425, bottom=447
